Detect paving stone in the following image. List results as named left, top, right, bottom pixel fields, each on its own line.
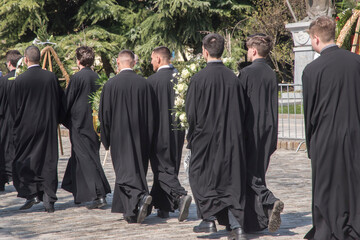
left=0, top=137, right=312, bottom=239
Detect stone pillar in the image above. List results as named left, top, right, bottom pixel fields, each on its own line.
left=286, top=22, right=315, bottom=88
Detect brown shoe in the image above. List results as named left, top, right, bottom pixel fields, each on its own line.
left=268, top=200, right=284, bottom=232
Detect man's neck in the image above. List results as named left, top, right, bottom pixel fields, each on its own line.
left=251, top=56, right=265, bottom=62
left=78, top=65, right=86, bottom=70
left=27, top=62, right=39, bottom=68
left=8, top=66, right=16, bottom=71
left=319, top=41, right=337, bottom=53
left=206, top=57, right=221, bottom=62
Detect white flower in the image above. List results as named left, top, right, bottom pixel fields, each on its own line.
left=174, top=97, right=185, bottom=107
left=189, top=63, right=197, bottom=72
left=179, top=113, right=186, bottom=122
left=181, top=69, right=190, bottom=79
left=177, top=83, right=187, bottom=92
left=172, top=73, right=178, bottom=78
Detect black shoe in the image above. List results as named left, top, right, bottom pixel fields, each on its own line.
left=178, top=195, right=192, bottom=222
left=157, top=209, right=169, bottom=218
left=0, top=183, right=5, bottom=191
left=193, top=220, right=217, bottom=233
left=268, top=200, right=284, bottom=232
left=86, top=197, right=107, bottom=210
left=44, top=202, right=55, bottom=213
left=19, top=196, right=40, bottom=210
left=125, top=216, right=137, bottom=224
left=227, top=227, right=247, bottom=240
left=136, top=194, right=152, bottom=223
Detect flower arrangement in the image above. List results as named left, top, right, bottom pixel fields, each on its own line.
left=172, top=60, right=205, bottom=130
left=89, top=73, right=110, bottom=132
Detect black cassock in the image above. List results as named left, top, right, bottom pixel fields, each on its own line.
left=185, top=62, right=247, bottom=226
left=61, top=67, right=111, bottom=202
left=238, top=58, right=278, bottom=232
left=99, top=69, right=158, bottom=218
left=0, top=70, right=15, bottom=186
left=303, top=46, right=360, bottom=239
left=147, top=66, right=186, bottom=212
left=9, top=66, right=65, bottom=202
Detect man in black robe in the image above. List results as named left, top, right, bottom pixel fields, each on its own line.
left=148, top=46, right=192, bottom=221
left=99, top=50, right=157, bottom=223
left=61, top=46, right=111, bottom=209
left=238, top=34, right=284, bottom=233
left=9, top=46, right=65, bottom=213
left=186, top=33, right=247, bottom=240
left=302, top=16, right=360, bottom=239
left=0, top=50, right=22, bottom=191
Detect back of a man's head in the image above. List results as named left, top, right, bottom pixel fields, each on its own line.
left=76, top=46, right=95, bottom=67
left=25, top=46, right=41, bottom=64
left=246, top=34, right=273, bottom=57
left=202, top=33, right=225, bottom=59
left=118, top=50, right=135, bottom=65
left=6, top=50, right=22, bottom=68
left=152, top=46, right=171, bottom=62
left=309, top=16, right=336, bottom=43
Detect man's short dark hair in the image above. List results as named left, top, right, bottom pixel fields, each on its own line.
left=309, top=16, right=336, bottom=43
left=202, top=33, right=225, bottom=58
left=24, top=45, right=40, bottom=63
left=152, top=46, right=171, bottom=61
left=246, top=34, right=273, bottom=57
left=5, top=50, right=22, bottom=67
left=76, top=46, right=95, bottom=67
left=118, top=49, right=135, bottom=60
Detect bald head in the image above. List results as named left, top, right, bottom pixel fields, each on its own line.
left=117, top=50, right=135, bottom=71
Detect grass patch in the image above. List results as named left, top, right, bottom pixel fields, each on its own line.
left=279, top=104, right=303, bottom=114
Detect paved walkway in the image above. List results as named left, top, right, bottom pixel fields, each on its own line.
left=0, top=137, right=312, bottom=240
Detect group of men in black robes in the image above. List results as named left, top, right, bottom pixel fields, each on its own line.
left=303, top=16, right=360, bottom=240
left=0, top=46, right=112, bottom=213
left=186, top=33, right=282, bottom=240
left=0, top=34, right=283, bottom=237
left=99, top=49, right=192, bottom=223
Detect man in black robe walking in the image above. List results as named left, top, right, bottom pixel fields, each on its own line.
left=186, top=33, right=247, bottom=240
left=238, top=34, right=284, bottom=233
left=61, top=46, right=111, bottom=209
left=99, top=50, right=157, bottom=223
left=302, top=16, right=360, bottom=239
left=148, top=46, right=192, bottom=221
left=0, top=50, right=22, bottom=191
left=9, top=46, right=65, bottom=213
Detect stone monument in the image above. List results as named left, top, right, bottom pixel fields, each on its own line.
left=285, top=0, right=334, bottom=87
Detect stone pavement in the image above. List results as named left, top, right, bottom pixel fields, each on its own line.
left=0, top=137, right=312, bottom=240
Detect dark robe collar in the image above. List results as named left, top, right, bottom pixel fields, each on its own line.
left=320, top=45, right=339, bottom=55
left=252, top=58, right=267, bottom=64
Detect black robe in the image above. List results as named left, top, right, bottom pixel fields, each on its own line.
left=185, top=62, right=247, bottom=226
left=9, top=66, right=65, bottom=202
left=302, top=46, right=360, bottom=240
left=61, top=67, right=111, bottom=202
left=0, top=70, right=15, bottom=185
left=99, top=69, right=158, bottom=218
left=238, top=58, right=278, bottom=232
left=147, top=67, right=186, bottom=212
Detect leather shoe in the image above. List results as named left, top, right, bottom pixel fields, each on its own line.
left=136, top=194, right=152, bottom=223
left=19, top=196, right=40, bottom=210
left=157, top=209, right=169, bottom=218
left=227, top=227, right=247, bottom=240
left=178, top=195, right=192, bottom=222
left=125, top=216, right=137, bottom=223
left=44, top=202, right=55, bottom=213
left=86, top=197, right=107, bottom=210
left=193, top=220, right=217, bottom=233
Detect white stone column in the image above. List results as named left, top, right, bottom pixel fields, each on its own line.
left=286, top=22, right=315, bottom=88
